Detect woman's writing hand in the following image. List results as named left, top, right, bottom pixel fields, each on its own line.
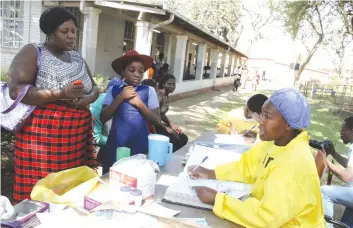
left=62, top=83, right=84, bottom=99
left=193, top=186, right=217, bottom=205
left=187, top=166, right=216, bottom=180
left=229, top=127, right=238, bottom=135
left=242, top=130, right=257, bottom=138
left=120, top=86, right=137, bottom=101
left=229, top=122, right=238, bottom=135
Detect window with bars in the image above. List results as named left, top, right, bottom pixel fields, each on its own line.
left=155, top=32, right=164, bottom=55
left=123, top=21, right=135, bottom=53
left=0, top=0, right=24, bottom=48
left=65, top=7, right=81, bottom=52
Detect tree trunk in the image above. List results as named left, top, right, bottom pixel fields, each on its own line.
left=296, top=35, right=323, bottom=81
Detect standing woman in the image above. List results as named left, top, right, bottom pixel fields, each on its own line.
left=8, top=7, right=100, bottom=203
left=155, top=74, right=188, bottom=152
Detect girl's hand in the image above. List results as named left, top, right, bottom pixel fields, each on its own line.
left=128, top=95, right=143, bottom=108
left=120, top=86, right=137, bottom=101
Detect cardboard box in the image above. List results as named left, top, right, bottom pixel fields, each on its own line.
left=84, top=182, right=110, bottom=211
left=109, top=162, right=157, bottom=200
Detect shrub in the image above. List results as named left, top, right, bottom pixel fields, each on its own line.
left=1, top=72, right=8, bottom=82
left=93, top=74, right=110, bottom=93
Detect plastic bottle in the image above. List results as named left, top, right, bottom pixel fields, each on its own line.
left=119, top=186, right=132, bottom=203
left=130, top=189, right=143, bottom=209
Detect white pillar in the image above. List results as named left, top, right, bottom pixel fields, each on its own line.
left=195, top=44, right=206, bottom=80
left=135, top=21, right=153, bottom=56
left=210, top=48, right=218, bottom=80
left=184, top=40, right=192, bottom=76
left=228, top=55, right=234, bottom=77
left=234, top=56, right=240, bottom=72
left=23, top=1, right=43, bottom=45
left=163, top=34, right=172, bottom=64
left=220, top=52, right=227, bottom=78
left=151, top=32, right=158, bottom=59
left=81, top=7, right=101, bottom=73
left=173, top=35, right=188, bottom=83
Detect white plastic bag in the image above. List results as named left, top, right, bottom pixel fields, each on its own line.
left=0, top=195, right=15, bottom=220
left=110, top=154, right=159, bottom=199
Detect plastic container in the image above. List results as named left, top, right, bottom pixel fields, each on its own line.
left=130, top=189, right=142, bottom=210
left=148, top=134, right=173, bottom=167
left=119, top=186, right=132, bottom=203
left=116, top=147, right=131, bottom=161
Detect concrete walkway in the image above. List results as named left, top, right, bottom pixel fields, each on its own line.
left=168, top=85, right=259, bottom=140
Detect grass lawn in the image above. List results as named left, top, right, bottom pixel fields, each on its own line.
left=307, top=99, right=351, bottom=156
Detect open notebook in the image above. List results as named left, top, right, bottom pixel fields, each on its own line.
left=163, top=145, right=252, bottom=210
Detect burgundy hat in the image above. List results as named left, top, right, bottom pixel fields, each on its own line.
left=111, top=50, right=153, bottom=74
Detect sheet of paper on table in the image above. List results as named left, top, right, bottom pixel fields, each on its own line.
left=164, top=145, right=252, bottom=210
left=214, top=134, right=251, bottom=145
left=184, top=144, right=243, bottom=171
left=180, top=218, right=208, bottom=226
left=48, top=203, right=67, bottom=212
left=36, top=208, right=117, bottom=228
left=138, top=201, right=180, bottom=217
left=36, top=207, right=166, bottom=228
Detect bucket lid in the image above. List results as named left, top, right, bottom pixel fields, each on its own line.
left=148, top=134, right=169, bottom=141
left=130, top=189, right=142, bottom=196
left=120, top=186, right=132, bottom=192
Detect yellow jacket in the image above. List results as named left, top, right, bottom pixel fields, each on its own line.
left=216, top=109, right=259, bottom=134
left=214, top=131, right=326, bottom=228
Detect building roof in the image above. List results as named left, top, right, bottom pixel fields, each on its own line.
left=94, top=0, right=248, bottom=58
left=163, top=10, right=248, bottom=58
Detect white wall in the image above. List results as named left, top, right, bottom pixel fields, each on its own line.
left=1, top=48, right=19, bottom=71
left=169, top=35, right=176, bottom=71
left=173, top=76, right=234, bottom=95
left=94, top=13, right=125, bottom=77
left=23, top=1, right=44, bottom=45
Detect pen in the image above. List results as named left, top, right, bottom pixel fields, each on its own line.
left=192, top=156, right=208, bottom=172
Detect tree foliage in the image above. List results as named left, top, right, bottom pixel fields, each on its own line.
left=237, top=0, right=275, bottom=52
left=270, top=0, right=353, bottom=80
left=165, top=0, right=242, bottom=44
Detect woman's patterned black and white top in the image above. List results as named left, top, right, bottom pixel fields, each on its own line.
left=31, top=43, right=92, bottom=94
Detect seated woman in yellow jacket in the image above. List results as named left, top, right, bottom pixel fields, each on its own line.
left=189, top=88, right=326, bottom=228
left=216, top=94, right=268, bottom=138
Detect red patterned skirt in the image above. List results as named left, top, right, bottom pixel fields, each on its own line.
left=13, top=103, right=96, bottom=203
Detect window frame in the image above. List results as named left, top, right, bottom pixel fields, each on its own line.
left=123, top=20, right=135, bottom=54
left=0, top=0, right=25, bottom=48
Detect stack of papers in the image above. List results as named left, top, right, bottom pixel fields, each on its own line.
left=164, top=144, right=252, bottom=210
left=163, top=172, right=251, bottom=210
left=184, top=144, right=243, bottom=171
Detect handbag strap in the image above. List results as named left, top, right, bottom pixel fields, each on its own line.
left=1, top=47, right=42, bottom=114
